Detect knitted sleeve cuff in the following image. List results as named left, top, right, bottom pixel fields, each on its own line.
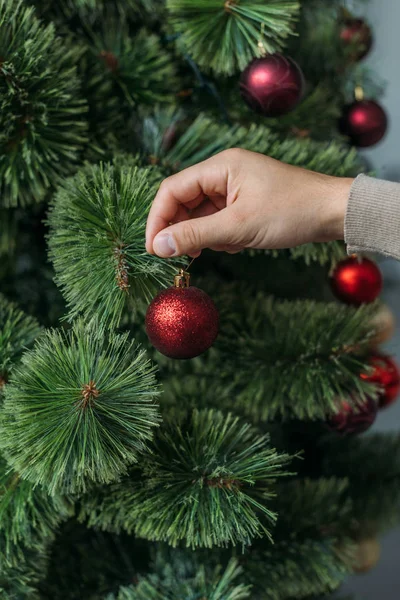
left=345, top=174, right=400, bottom=260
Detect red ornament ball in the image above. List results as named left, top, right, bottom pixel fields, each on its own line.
left=145, top=284, right=219, bottom=359
left=330, top=256, right=382, bottom=305
left=340, top=18, right=373, bottom=61
left=239, top=54, right=305, bottom=117
left=361, top=354, right=400, bottom=409
left=339, top=100, right=388, bottom=148
left=327, top=398, right=377, bottom=435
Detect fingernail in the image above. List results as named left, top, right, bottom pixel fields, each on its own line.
left=153, top=233, right=176, bottom=257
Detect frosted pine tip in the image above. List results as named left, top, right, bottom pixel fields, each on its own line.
left=80, top=380, right=100, bottom=409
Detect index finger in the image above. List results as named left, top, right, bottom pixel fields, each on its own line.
left=145, top=157, right=228, bottom=254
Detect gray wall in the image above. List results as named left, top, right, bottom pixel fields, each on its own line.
left=341, top=1, right=400, bottom=597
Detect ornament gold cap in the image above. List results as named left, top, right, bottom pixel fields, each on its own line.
left=355, top=85, right=365, bottom=101
left=174, top=269, right=190, bottom=288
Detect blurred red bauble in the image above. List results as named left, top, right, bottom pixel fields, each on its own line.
left=340, top=18, right=373, bottom=61
left=361, top=354, right=400, bottom=409
left=330, top=256, right=382, bottom=305
left=327, top=398, right=377, bottom=435
left=239, top=54, right=305, bottom=117
left=339, top=100, right=388, bottom=148
left=145, top=270, right=219, bottom=359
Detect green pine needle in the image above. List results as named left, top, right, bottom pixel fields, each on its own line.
left=244, top=537, right=352, bottom=599
left=0, top=0, right=88, bottom=207
left=168, top=0, right=300, bottom=75
left=0, top=320, right=160, bottom=495
left=0, top=293, right=42, bottom=387
left=0, top=543, right=48, bottom=600
left=0, top=456, right=72, bottom=565
left=215, top=293, right=380, bottom=421
left=47, top=160, right=179, bottom=328
left=107, top=557, right=250, bottom=600
left=81, top=409, right=293, bottom=548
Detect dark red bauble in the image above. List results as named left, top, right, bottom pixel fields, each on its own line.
left=330, top=256, right=382, bottom=305
left=239, top=54, right=305, bottom=117
left=145, top=286, right=219, bottom=359
left=340, top=18, right=373, bottom=61
left=361, top=354, right=400, bottom=409
left=327, top=398, right=377, bottom=435
left=339, top=100, right=388, bottom=148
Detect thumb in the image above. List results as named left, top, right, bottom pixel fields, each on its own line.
left=152, top=210, right=237, bottom=257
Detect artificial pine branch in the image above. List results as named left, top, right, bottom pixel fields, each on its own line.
left=0, top=294, right=42, bottom=388
left=242, top=537, right=352, bottom=599
left=0, top=0, right=88, bottom=207
left=82, top=22, right=178, bottom=139
left=0, top=544, right=48, bottom=600
left=39, top=520, right=150, bottom=600
left=0, top=320, right=160, bottom=495
left=167, top=0, right=300, bottom=75
left=0, top=456, right=72, bottom=566
left=321, top=433, right=400, bottom=536
left=80, top=409, right=293, bottom=548
left=138, top=111, right=363, bottom=178
left=106, top=556, right=250, bottom=600
left=48, top=160, right=179, bottom=328
left=273, top=478, right=353, bottom=541
left=35, top=0, right=164, bottom=22
left=215, top=292, right=379, bottom=421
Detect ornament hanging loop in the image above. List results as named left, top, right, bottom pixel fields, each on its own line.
left=355, top=85, right=365, bottom=101
left=257, top=23, right=267, bottom=57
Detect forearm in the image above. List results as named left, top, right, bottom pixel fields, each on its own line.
left=345, top=174, right=400, bottom=260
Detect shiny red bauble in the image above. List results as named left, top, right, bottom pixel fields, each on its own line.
left=330, top=256, right=382, bottom=305
left=239, top=54, right=305, bottom=117
left=340, top=18, right=373, bottom=61
left=361, top=354, right=400, bottom=409
left=327, top=398, right=377, bottom=435
left=339, top=100, right=388, bottom=148
left=145, top=285, right=219, bottom=359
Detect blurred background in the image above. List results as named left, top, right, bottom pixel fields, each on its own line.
left=343, top=0, right=400, bottom=596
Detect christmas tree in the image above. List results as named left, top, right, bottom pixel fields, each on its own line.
left=1, top=0, right=399, bottom=598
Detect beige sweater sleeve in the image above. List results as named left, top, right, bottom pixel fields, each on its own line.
left=345, top=174, right=400, bottom=261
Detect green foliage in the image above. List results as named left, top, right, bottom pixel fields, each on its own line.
left=0, top=320, right=160, bottom=494
left=321, top=433, right=400, bottom=536
left=0, top=456, right=72, bottom=565
left=0, top=545, right=47, bottom=600
left=138, top=111, right=363, bottom=178
left=0, top=0, right=88, bottom=207
left=168, top=0, right=300, bottom=75
left=243, top=537, right=352, bottom=599
left=35, top=0, right=163, bottom=21
left=48, top=160, right=179, bottom=328
left=215, top=293, right=379, bottom=421
left=273, top=478, right=352, bottom=540
left=107, top=557, right=250, bottom=600
left=0, top=294, right=42, bottom=386
left=39, top=520, right=150, bottom=600
left=81, top=409, right=293, bottom=548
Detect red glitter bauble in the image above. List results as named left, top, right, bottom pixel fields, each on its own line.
left=145, top=284, right=219, bottom=359
left=340, top=18, right=373, bottom=61
left=361, top=354, right=400, bottom=409
left=330, top=256, right=382, bottom=305
left=239, top=54, right=305, bottom=117
left=327, top=398, right=377, bottom=435
left=339, top=100, right=388, bottom=148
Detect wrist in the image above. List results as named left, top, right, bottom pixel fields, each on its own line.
left=318, top=176, right=353, bottom=242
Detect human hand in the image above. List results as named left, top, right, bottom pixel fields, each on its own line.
left=145, top=149, right=353, bottom=258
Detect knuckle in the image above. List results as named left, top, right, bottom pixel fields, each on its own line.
left=220, top=148, right=245, bottom=162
